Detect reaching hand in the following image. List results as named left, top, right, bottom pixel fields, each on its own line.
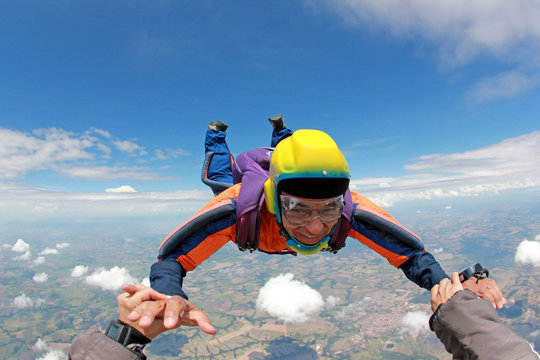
left=461, top=276, right=506, bottom=309
left=120, top=284, right=217, bottom=340
left=430, top=272, right=464, bottom=312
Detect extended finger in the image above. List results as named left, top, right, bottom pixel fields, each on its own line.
left=481, top=279, right=505, bottom=309
left=130, top=300, right=167, bottom=328
left=181, top=305, right=217, bottom=335
left=163, top=297, right=188, bottom=329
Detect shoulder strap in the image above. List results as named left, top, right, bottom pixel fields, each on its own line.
left=324, top=189, right=353, bottom=253
left=232, top=148, right=273, bottom=251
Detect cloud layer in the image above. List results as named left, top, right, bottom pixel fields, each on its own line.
left=351, top=131, right=540, bottom=206
left=0, top=127, right=188, bottom=181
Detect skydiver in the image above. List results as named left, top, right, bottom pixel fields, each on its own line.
left=135, top=116, right=505, bottom=338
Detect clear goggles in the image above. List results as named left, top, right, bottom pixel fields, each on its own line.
left=280, top=195, right=344, bottom=226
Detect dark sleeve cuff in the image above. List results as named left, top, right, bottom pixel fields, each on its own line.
left=400, top=251, right=449, bottom=290
left=149, top=260, right=188, bottom=299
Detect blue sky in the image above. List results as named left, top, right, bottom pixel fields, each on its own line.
left=1, top=0, right=539, bottom=220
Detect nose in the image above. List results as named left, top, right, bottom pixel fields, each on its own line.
left=305, top=216, right=325, bottom=234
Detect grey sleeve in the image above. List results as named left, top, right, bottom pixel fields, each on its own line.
left=430, top=290, right=539, bottom=360
left=69, top=330, right=144, bottom=360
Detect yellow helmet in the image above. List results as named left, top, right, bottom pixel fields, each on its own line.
left=264, top=129, right=350, bottom=219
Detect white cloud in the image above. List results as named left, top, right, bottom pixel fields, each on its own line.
left=256, top=273, right=325, bottom=323
left=35, top=338, right=49, bottom=352
left=404, top=132, right=540, bottom=177
left=89, top=127, right=112, bottom=138
left=33, top=272, right=49, bottom=283
left=335, top=297, right=372, bottom=319
left=141, top=277, right=151, bottom=287
left=11, top=238, right=30, bottom=253
left=105, top=185, right=137, bottom=193
left=39, top=248, right=59, bottom=256
left=85, top=266, right=139, bottom=291
left=34, top=338, right=67, bottom=360
left=13, top=294, right=33, bottom=309
left=0, top=127, right=163, bottom=181
left=114, top=140, right=147, bottom=155
left=515, top=238, right=540, bottom=267
left=154, top=148, right=190, bottom=160
left=56, top=242, right=70, bottom=249
left=433, top=247, right=444, bottom=254
left=71, top=265, right=89, bottom=277
left=400, top=311, right=430, bottom=333
left=15, top=250, right=32, bottom=261
left=0, top=128, right=93, bottom=179
left=325, top=295, right=341, bottom=309
left=350, top=131, right=540, bottom=207
left=467, top=70, right=539, bottom=102
left=34, top=256, right=45, bottom=265
left=316, top=0, right=540, bottom=99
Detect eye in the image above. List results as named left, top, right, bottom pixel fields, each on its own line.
left=289, top=208, right=311, bottom=218
left=321, top=206, right=342, bottom=218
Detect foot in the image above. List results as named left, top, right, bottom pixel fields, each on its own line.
left=268, top=114, right=285, bottom=131
left=208, top=121, right=228, bottom=131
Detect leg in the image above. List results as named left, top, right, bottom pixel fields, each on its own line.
left=204, top=122, right=233, bottom=185
left=268, top=114, right=293, bottom=147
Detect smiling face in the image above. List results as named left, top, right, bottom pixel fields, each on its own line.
left=279, top=192, right=342, bottom=246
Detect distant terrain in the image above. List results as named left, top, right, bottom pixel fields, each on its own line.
left=1, top=201, right=538, bottom=359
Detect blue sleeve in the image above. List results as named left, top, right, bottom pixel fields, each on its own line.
left=399, top=251, right=449, bottom=290
left=150, top=260, right=189, bottom=299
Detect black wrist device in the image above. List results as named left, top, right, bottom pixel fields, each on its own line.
left=458, top=263, right=489, bottom=283
left=105, top=320, right=151, bottom=346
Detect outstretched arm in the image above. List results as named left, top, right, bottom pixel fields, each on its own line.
left=430, top=273, right=539, bottom=360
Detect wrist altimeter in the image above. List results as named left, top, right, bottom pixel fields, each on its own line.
left=458, top=263, right=489, bottom=283
left=105, top=320, right=151, bottom=346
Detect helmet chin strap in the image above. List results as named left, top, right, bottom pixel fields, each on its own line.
left=278, top=226, right=331, bottom=255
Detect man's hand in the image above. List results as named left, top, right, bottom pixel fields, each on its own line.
left=461, top=276, right=506, bottom=309
left=118, top=284, right=172, bottom=340
left=121, top=284, right=217, bottom=339
left=430, top=272, right=463, bottom=312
